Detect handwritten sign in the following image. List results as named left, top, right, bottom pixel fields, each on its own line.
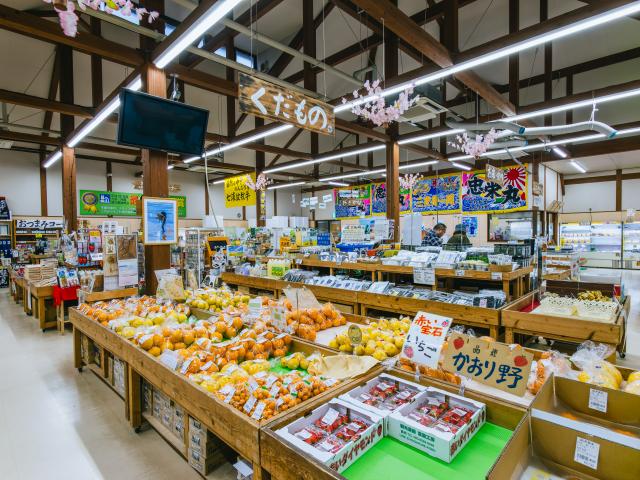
left=224, top=173, right=256, bottom=208
left=413, top=266, right=435, bottom=285
left=400, top=312, right=452, bottom=369
left=282, top=286, right=322, bottom=310
left=239, top=73, right=334, bottom=136
left=442, top=333, right=533, bottom=397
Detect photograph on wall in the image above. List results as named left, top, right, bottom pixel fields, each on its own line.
left=334, top=185, right=371, bottom=218
left=412, top=174, right=461, bottom=213
left=461, top=216, right=479, bottom=237
left=142, top=197, right=178, bottom=245
left=461, top=165, right=528, bottom=213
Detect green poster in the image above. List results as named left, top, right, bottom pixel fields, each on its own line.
left=79, top=190, right=187, bottom=218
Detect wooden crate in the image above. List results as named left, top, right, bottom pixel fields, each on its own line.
left=501, top=291, right=626, bottom=352
left=70, top=309, right=378, bottom=479
left=260, top=368, right=528, bottom=480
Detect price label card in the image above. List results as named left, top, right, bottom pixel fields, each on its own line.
left=491, top=272, right=503, bottom=280
left=413, top=267, right=435, bottom=286
left=271, top=306, right=288, bottom=332
left=159, top=350, right=180, bottom=370
left=248, top=297, right=264, bottom=316
left=251, top=401, right=266, bottom=420
left=574, top=437, right=599, bottom=470
left=243, top=395, right=257, bottom=414
left=455, top=269, right=466, bottom=277
left=400, top=312, right=452, bottom=369
left=588, top=388, right=608, bottom=413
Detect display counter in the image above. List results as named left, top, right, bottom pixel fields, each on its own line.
left=28, top=283, right=56, bottom=331
left=432, top=265, right=533, bottom=300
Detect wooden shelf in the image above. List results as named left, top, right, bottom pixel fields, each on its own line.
left=142, top=413, right=187, bottom=458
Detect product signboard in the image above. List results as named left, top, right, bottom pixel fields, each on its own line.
left=79, top=190, right=186, bottom=218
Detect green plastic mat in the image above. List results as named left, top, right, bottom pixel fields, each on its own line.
left=343, top=423, right=512, bottom=480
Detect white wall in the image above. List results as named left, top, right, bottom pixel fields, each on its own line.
left=563, top=181, right=616, bottom=212
left=622, top=179, right=640, bottom=211
left=0, top=150, right=42, bottom=215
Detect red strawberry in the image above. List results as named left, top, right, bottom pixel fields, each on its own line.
left=403, top=346, right=414, bottom=358
left=453, top=337, right=464, bottom=350
left=514, top=355, right=528, bottom=367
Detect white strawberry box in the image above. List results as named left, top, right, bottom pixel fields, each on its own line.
left=387, top=387, right=486, bottom=463
left=276, top=398, right=384, bottom=473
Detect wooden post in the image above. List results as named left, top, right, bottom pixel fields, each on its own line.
left=90, top=16, right=103, bottom=107
left=39, top=165, right=48, bottom=216
left=142, top=63, right=170, bottom=295
left=205, top=177, right=210, bottom=215
left=541, top=0, right=552, bottom=126
left=616, top=169, right=622, bottom=211
left=226, top=32, right=236, bottom=138
left=255, top=117, right=266, bottom=226
left=566, top=75, right=573, bottom=124
left=59, top=44, right=77, bottom=232
left=273, top=190, right=278, bottom=216
left=509, top=0, right=519, bottom=107
left=385, top=6, right=400, bottom=241
left=303, top=0, right=319, bottom=184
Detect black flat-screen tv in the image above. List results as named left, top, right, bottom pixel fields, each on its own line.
left=117, top=89, right=209, bottom=157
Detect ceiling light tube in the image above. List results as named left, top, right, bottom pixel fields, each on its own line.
left=327, top=181, right=349, bottom=187
left=399, top=160, right=438, bottom=170
left=450, top=161, right=472, bottom=171
left=267, top=181, right=306, bottom=190
left=186, top=124, right=293, bottom=163
left=263, top=144, right=385, bottom=174
left=154, top=0, right=243, bottom=69
left=398, top=129, right=464, bottom=145
left=212, top=179, right=226, bottom=185
left=336, top=2, right=640, bottom=113
left=571, top=160, right=587, bottom=173
left=552, top=147, right=568, bottom=158
left=167, top=165, right=174, bottom=170
left=321, top=168, right=386, bottom=182
left=43, top=150, right=62, bottom=169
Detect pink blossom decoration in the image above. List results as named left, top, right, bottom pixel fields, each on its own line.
left=399, top=173, right=422, bottom=191
left=244, top=173, right=272, bottom=192
left=341, top=78, right=419, bottom=128
left=42, top=1, right=160, bottom=37
left=448, top=129, right=498, bottom=159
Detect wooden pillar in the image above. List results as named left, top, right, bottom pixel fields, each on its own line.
left=59, top=44, right=77, bottom=232
left=273, top=190, right=278, bottom=216
left=255, top=117, right=266, bottom=226
left=142, top=63, right=170, bottom=295
left=303, top=0, right=319, bottom=191
left=90, top=17, right=103, bottom=107
left=39, top=166, right=48, bottom=216
left=616, top=169, right=622, bottom=211
left=205, top=177, right=210, bottom=215
left=541, top=0, right=552, bottom=126
left=566, top=75, right=573, bottom=124
left=385, top=0, right=400, bottom=241
left=443, top=0, right=459, bottom=53
left=226, top=31, right=236, bottom=138
left=509, top=0, right=519, bottom=107
left=106, top=161, right=113, bottom=192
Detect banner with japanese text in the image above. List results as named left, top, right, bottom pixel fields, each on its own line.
left=79, top=190, right=186, bottom=218
left=224, top=173, right=256, bottom=208
left=412, top=174, right=461, bottom=213
left=461, top=165, right=528, bottom=213
left=370, top=183, right=411, bottom=216
left=334, top=185, right=371, bottom=218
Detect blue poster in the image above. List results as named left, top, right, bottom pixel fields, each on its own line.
left=412, top=175, right=461, bottom=213
left=461, top=216, right=478, bottom=237
left=143, top=198, right=178, bottom=244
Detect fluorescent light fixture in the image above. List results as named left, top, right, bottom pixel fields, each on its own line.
left=263, top=144, right=385, bottom=174
left=186, top=124, right=293, bottom=163
left=167, top=164, right=174, bottom=170
left=618, top=127, right=640, bottom=135
left=571, top=160, right=587, bottom=173
left=398, top=129, right=464, bottom=145
left=552, top=146, right=568, bottom=158
left=212, top=179, right=226, bottom=185
left=335, top=2, right=640, bottom=113
left=327, top=181, right=349, bottom=187
left=67, top=75, right=142, bottom=148
left=43, top=150, right=62, bottom=169
left=399, top=160, right=438, bottom=170
left=154, top=0, right=243, bottom=69
left=507, top=87, right=640, bottom=123
left=267, top=181, right=306, bottom=190
left=451, top=161, right=472, bottom=171
left=321, top=168, right=386, bottom=182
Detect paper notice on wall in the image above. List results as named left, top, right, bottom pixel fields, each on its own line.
left=323, top=194, right=333, bottom=203
left=319, top=202, right=327, bottom=209
left=310, top=197, right=318, bottom=205
left=118, top=259, right=138, bottom=287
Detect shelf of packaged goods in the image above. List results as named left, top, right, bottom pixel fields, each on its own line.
left=501, top=290, right=628, bottom=359
left=70, top=309, right=376, bottom=480
left=432, top=266, right=533, bottom=301
left=260, top=368, right=528, bottom=480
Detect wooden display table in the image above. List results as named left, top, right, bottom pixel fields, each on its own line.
left=70, top=309, right=377, bottom=480
left=296, top=257, right=379, bottom=281
left=28, top=283, right=56, bottom=331
left=542, top=269, right=572, bottom=281
left=220, top=272, right=504, bottom=338
left=79, top=287, right=139, bottom=303
left=14, top=277, right=29, bottom=314
left=260, top=368, right=528, bottom=480
left=30, top=253, right=55, bottom=264
left=8, top=268, right=20, bottom=303
left=502, top=290, right=628, bottom=357
left=433, top=265, right=533, bottom=301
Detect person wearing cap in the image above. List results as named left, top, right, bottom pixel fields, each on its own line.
left=446, top=223, right=472, bottom=248
left=422, top=222, right=447, bottom=247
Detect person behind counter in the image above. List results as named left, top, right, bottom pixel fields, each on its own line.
left=446, top=223, right=472, bottom=248
left=421, top=222, right=447, bottom=247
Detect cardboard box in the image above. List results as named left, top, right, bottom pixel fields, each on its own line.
left=152, top=390, right=170, bottom=420
left=187, top=447, right=226, bottom=476
left=173, top=404, right=185, bottom=441
left=142, top=380, right=153, bottom=413
left=188, top=428, right=224, bottom=456
left=339, top=373, right=426, bottom=431
left=387, top=387, right=486, bottom=463
left=112, top=357, right=126, bottom=396
left=276, top=398, right=384, bottom=474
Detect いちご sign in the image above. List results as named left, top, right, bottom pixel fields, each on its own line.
left=239, top=73, right=335, bottom=136
left=224, top=174, right=256, bottom=208
left=442, top=333, right=533, bottom=397
left=79, top=190, right=186, bottom=217
left=400, top=312, right=452, bottom=369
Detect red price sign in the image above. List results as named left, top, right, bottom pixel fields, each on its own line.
left=400, top=312, right=452, bottom=369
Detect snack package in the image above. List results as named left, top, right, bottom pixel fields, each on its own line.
left=527, top=350, right=572, bottom=395
left=569, top=341, right=622, bottom=389
left=156, top=273, right=185, bottom=301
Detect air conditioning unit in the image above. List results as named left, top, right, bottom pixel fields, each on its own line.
left=397, top=84, right=447, bottom=123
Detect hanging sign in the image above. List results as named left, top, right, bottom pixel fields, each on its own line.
left=371, top=183, right=411, bottom=215
left=442, top=333, right=533, bottom=397
left=79, top=190, right=186, bottom=217
left=485, top=163, right=505, bottom=186
left=334, top=185, right=371, bottom=219
left=399, top=312, right=452, bottom=369
left=15, top=217, right=64, bottom=234
left=224, top=174, right=256, bottom=208
left=412, top=174, right=461, bottom=213
left=461, top=165, right=528, bottom=213
left=0, top=197, right=10, bottom=220
left=239, top=73, right=335, bottom=136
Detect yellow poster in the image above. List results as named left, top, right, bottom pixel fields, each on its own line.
left=224, top=173, right=256, bottom=208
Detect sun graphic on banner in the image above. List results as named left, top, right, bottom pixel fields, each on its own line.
left=504, top=167, right=526, bottom=190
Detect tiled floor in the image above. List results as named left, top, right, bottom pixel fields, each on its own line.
left=0, top=292, right=235, bottom=480
left=0, top=271, right=638, bottom=479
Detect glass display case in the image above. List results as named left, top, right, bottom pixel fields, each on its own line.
left=559, top=223, right=591, bottom=251
left=560, top=222, right=622, bottom=268
left=488, top=211, right=541, bottom=242
left=623, top=222, right=640, bottom=269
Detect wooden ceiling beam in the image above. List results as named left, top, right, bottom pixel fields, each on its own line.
left=0, top=88, right=94, bottom=118
left=0, top=130, right=61, bottom=147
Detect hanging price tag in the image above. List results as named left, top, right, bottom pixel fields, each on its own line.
left=574, top=437, right=599, bottom=470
